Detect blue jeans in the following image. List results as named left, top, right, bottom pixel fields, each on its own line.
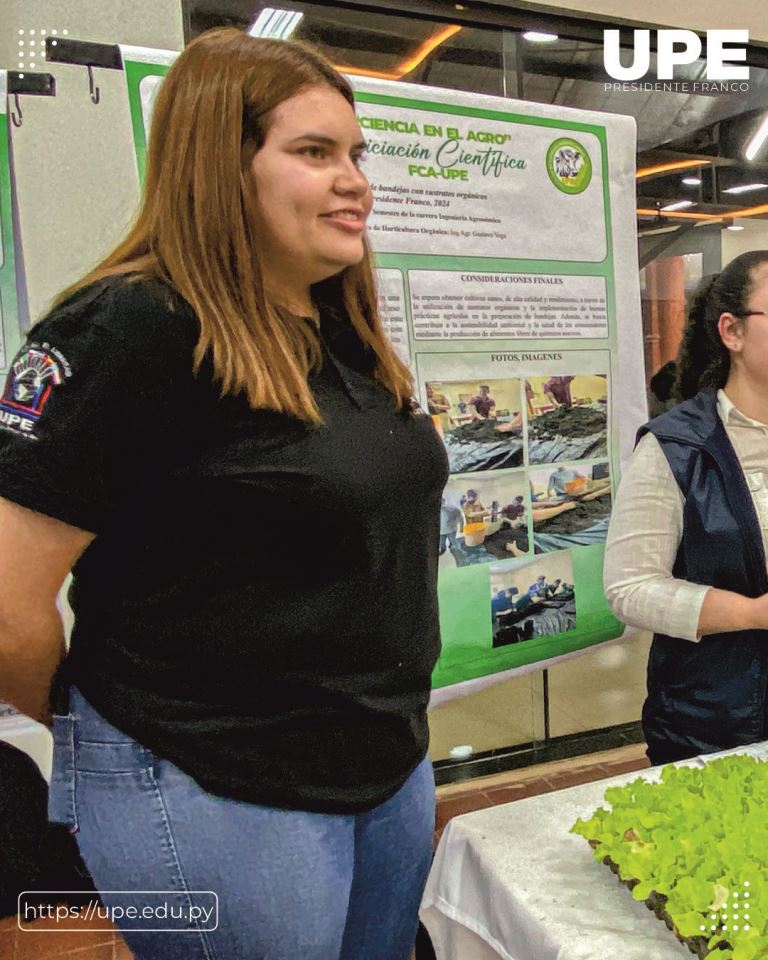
left=438, top=530, right=457, bottom=555
left=49, top=688, right=435, bottom=960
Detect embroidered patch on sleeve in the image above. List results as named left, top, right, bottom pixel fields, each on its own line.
left=0, top=343, right=71, bottom=439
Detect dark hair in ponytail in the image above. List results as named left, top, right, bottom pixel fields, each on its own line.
left=676, top=250, right=768, bottom=399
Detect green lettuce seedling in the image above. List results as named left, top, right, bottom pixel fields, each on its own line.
left=571, top=756, right=768, bottom=960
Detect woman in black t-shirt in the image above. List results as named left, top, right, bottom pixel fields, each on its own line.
left=0, top=29, right=447, bottom=960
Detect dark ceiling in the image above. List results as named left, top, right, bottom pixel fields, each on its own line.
left=185, top=0, right=768, bottom=226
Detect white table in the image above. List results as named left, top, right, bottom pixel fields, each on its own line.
left=420, top=743, right=768, bottom=960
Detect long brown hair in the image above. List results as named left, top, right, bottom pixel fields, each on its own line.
left=51, top=28, right=413, bottom=422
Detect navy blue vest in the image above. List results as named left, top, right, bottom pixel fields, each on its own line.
left=639, top=389, right=768, bottom=764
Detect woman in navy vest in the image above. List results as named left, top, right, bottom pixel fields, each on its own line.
left=605, top=250, right=768, bottom=764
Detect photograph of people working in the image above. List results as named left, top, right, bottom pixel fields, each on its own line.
left=526, top=374, right=608, bottom=464
left=424, top=377, right=524, bottom=472
left=489, top=554, right=577, bottom=647
left=439, top=474, right=530, bottom=568
left=528, top=462, right=612, bottom=552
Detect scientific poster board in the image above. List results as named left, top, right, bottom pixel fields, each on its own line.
left=120, top=50, right=645, bottom=702
left=120, top=46, right=175, bottom=183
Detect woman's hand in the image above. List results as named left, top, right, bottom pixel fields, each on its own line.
left=697, top=587, right=768, bottom=636
left=747, top=592, right=768, bottom=630
left=0, top=497, right=93, bottom=721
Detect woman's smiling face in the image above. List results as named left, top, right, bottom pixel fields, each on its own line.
left=249, top=84, right=372, bottom=301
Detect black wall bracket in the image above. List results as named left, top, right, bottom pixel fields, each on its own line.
left=6, top=71, right=56, bottom=128
left=44, top=37, right=123, bottom=107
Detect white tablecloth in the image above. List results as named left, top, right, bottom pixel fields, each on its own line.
left=421, top=743, right=768, bottom=960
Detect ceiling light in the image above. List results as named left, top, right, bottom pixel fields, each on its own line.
left=248, top=8, right=303, bottom=39
left=523, top=31, right=558, bottom=42
left=723, top=183, right=768, bottom=194
left=745, top=113, right=768, bottom=161
left=727, top=223, right=745, bottom=230
left=638, top=206, right=720, bottom=221
left=682, top=177, right=701, bottom=186
left=661, top=200, right=695, bottom=211
left=639, top=226, right=680, bottom=237
left=636, top=159, right=705, bottom=179
left=338, top=24, right=462, bottom=81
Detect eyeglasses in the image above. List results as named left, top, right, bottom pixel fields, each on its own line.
left=735, top=311, right=768, bottom=318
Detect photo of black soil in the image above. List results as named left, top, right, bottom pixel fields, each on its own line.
left=483, top=525, right=529, bottom=559
left=529, top=406, right=606, bottom=439
left=444, top=420, right=524, bottom=473
left=533, top=490, right=611, bottom=553
left=451, top=421, right=513, bottom=443
left=446, top=526, right=529, bottom=567
left=535, top=497, right=609, bottom=535
left=528, top=406, right=607, bottom=465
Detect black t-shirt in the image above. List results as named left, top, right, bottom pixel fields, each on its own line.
left=0, top=277, right=448, bottom=812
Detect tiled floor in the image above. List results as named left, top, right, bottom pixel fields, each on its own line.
left=0, top=912, right=133, bottom=958
left=433, top=741, right=650, bottom=843
left=0, top=743, right=649, bottom=959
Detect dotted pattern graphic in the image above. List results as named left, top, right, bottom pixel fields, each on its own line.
left=16, top=27, right=69, bottom=70
left=698, top=881, right=751, bottom=935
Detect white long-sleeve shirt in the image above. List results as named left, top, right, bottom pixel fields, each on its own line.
left=603, top=390, right=768, bottom=642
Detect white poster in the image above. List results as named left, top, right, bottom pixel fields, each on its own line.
left=121, top=56, right=645, bottom=702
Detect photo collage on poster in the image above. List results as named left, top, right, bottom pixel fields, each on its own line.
left=430, top=373, right=610, bottom=645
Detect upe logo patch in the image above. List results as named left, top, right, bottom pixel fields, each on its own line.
left=0, top=344, right=70, bottom=438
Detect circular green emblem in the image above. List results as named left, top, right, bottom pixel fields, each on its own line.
left=546, top=138, right=592, bottom=194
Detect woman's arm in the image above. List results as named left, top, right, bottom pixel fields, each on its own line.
left=697, top=585, right=768, bottom=634
left=0, top=497, right=93, bottom=723
left=604, top=435, right=768, bottom=639
left=532, top=501, right=577, bottom=522
left=579, top=480, right=612, bottom=502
